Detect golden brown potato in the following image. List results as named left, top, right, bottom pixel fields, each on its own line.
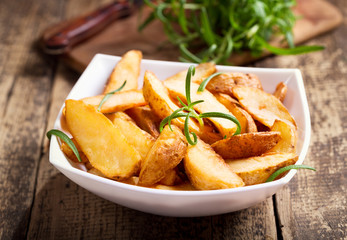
left=165, top=62, right=216, bottom=83
left=88, top=168, right=106, bottom=177
left=184, top=138, right=245, bottom=190
left=120, top=176, right=139, bottom=185
left=164, top=80, right=238, bottom=137
left=107, top=112, right=155, bottom=161
left=60, top=138, right=89, bottom=163
left=65, top=99, right=141, bottom=180
left=233, top=86, right=296, bottom=128
left=81, top=90, right=146, bottom=113
left=268, top=119, right=297, bottom=153
left=159, top=168, right=182, bottom=186
left=139, top=125, right=188, bottom=186
left=103, top=50, right=142, bottom=93
left=215, top=93, right=257, bottom=133
left=125, top=106, right=161, bottom=138
left=273, top=82, right=287, bottom=102
left=155, top=182, right=196, bottom=191
left=211, top=132, right=281, bottom=160
left=226, top=153, right=298, bottom=185
left=142, top=70, right=221, bottom=144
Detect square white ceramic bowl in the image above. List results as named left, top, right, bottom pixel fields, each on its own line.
left=49, top=54, right=311, bottom=217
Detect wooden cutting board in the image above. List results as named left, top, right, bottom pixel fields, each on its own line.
left=62, top=0, right=343, bottom=72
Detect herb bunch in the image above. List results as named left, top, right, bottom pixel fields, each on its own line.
left=140, top=0, right=324, bottom=64
left=159, top=65, right=241, bottom=145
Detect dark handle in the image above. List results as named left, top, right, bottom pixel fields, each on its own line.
left=41, top=1, right=135, bottom=54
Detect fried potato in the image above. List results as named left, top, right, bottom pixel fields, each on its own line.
left=226, top=153, right=298, bottom=185
left=273, top=82, right=287, bottom=102
left=165, top=62, right=216, bottom=83
left=159, top=168, right=182, bottom=186
left=88, top=168, right=106, bottom=177
left=81, top=90, right=146, bottom=113
left=164, top=80, right=238, bottom=137
left=184, top=138, right=245, bottom=190
left=155, top=182, right=196, bottom=191
left=212, top=132, right=281, bottom=160
left=215, top=93, right=257, bottom=133
left=120, top=176, right=139, bottom=185
left=125, top=106, right=161, bottom=138
left=268, top=119, right=297, bottom=153
left=233, top=86, right=296, bottom=128
left=65, top=99, right=141, bottom=180
left=143, top=70, right=221, bottom=144
left=60, top=138, right=89, bottom=163
left=103, top=50, right=142, bottom=93
left=139, top=125, right=188, bottom=186
left=107, top=112, right=155, bottom=161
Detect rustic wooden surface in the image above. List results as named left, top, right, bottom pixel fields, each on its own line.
left=0, top=0, right=346, bottom=239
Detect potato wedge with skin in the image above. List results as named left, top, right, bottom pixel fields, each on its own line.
left=212, top=132, right=281, bottom=160
left=233, top=86, right=296, bottom=128
left=273, top=82, right=287, bottom=102
left=215, top=93, right=257, bottom=133
left=125, top=106, right=161, bottom=138
left=164, top=80, right=238, bottom=137
left=226, top=153, right=298, bottom=185
left=107, top=112, right=155, bottom=161
left=159, top=168, right=182, bottom=186
left=60, top=138, right=89, bottom=163
left=81, top=90, right=146, bottom=113
left=184, top=138, right=245, bottom=190
left=143, top=70, right=221, bottom=144
left=65, top=99, right=141, bottom=180
left=155, top=182, right=196, bottom=191
left=139, top=125, right=188, bottom=186
left=268, top=119, right=297, bottom=153
left=165, top=62, right=216, bottom=83
left=103, top=50, right=142, bottom=93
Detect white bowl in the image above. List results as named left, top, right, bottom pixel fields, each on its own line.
left=49, top=54, right=311, bottom=217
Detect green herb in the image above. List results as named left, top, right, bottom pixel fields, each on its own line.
left=266, top=164, right=316, bottom=182
left=97, top=81, right=127, bottom=111
left=159, top=65, right=241, bottom=145
left=140, top=0, right=324, bottom=64
left=47, top=129, right=82, bottom=162
left=197, top=72, right=224, bottom=92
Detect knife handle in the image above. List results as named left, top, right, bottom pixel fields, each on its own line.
left=42, top=1, right=134, bottom=54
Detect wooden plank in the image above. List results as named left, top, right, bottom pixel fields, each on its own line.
left=255, top=0, right=347, bottom=238
left=0, top=0, right=65, bottom=239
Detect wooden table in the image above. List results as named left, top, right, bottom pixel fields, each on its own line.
left=0, top=0, right=346, bottom=239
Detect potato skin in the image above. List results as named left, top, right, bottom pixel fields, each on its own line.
left=212, top=132, right=281, bottom=160
left=268, top=119, right=297, bottom=154
left=139, top=125, right=187, bottom=186
left=184, top=138, right=245, bottom=190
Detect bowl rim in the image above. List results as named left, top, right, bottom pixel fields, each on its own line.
left=49, top=53, right=311, bottom=196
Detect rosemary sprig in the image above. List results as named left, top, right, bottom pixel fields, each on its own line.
left=197, top=72, right=224, bottom=92
left=47, top=129, right=82, bottom=162
left=97, top=81, right=127, bottom=111
left=159, top=65, right=241, bottom=145
left=140, top=0, right=324, bottom=64
left=266, top=164, right=316, bottom=182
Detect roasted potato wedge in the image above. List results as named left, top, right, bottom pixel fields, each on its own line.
left=107, top=112, right=155, bottom=161
left=159, top=168, right=182, bottom=186
left=60, top=138, right=89, bottom=163
left=139, top=125, right=188, bottom=186
left=233, top=86, right=296, bottom=128
left=88, top=168, right=106, bottom=177
left=212, top=132, right=281, bottom=160
left=226, top=153, right=298, bottom=185
left=143, top=70, right=221, bottom=144
left=273, top=82, right=287, bottom=102
left=125, top=106, right=161, bottom=138
left=81, top=90, right=146, bottom=113
left=165, top=62, right=216, bottom=83
left=155, top=182, right=196, bottom=191
left=65, top=99, right=141, bottom=179
left=184, top=138, right=245, bottom=190
left=164, top=80, right=238, bottom=137
left=268, top=119, right=297, bottom=153
left=103, top=50, right=142, bottom=93
left=215, top=93, right=257, bottom=133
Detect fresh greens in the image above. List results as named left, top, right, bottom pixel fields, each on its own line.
left=159, top=65, right=241, bottom=145
left=47, top=129, right=82, bottom=162
left=266, top=164, right=316, bottom=182
left=97, top=81, right=127, bottom=111
left=140, top=0, right=324, bottom=64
